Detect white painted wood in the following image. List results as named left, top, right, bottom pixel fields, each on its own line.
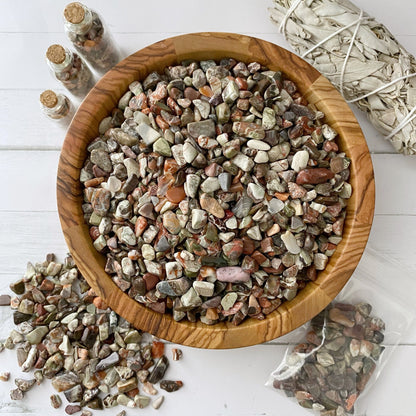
left=0, top=87, right=399, bottom=153
left=0, top=334, right=414, bottom=416
left=0, top=0, right=415, bottom=38
left=0, top=151, right=60, bottom=212
left=0, top=31, right=413, bottom=153
left=0, top=0, right=276, bottom=34
left=0, top=211, right=415, bottom=347
left=372, top=154, right=416, bottom=215
left=1, top=151, right=415, bottom=215
left=0, top=211, right=68, bottom=276
left=0, top=31, right=415, bottom=89
left=0, top=32, right=278, bottom=89
left=0, top=0, right=416, bottom=414
left=0, top=213, right=415, bottom=275
left=368, top=215, right=416, bottom=273
left=0, top=89, right=69, bottom=150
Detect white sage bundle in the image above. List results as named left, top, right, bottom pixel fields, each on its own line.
left=269, top=0, right=416, bottom=155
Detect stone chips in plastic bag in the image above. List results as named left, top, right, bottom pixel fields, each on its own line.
left=265, top=248, right=415, bottom=415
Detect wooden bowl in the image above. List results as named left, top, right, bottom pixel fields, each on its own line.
left=57, top=32, right=375, bottom=349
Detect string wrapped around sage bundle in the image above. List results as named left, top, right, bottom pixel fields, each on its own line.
left=269, top=0, right=416, bottom=155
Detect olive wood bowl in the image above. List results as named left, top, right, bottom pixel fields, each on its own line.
left=57, top=32, right=375, bottom=349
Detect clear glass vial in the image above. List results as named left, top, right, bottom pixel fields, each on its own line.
left=40, top=90, right=74, bottom=122
left=46, top=44, right=94, bottom=98
left=63, top=2, right=120, bottom=73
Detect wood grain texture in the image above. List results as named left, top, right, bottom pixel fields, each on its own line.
left=57, top=32, right=375, bottom=349
left=1, top=151, right=412, bottom=213
left=0, top=30, right=409, bottom=154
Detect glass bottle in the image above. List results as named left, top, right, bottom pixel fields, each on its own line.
left=63, top=2, right=120, bottom=73
left=39, top=90, right=74, bottom=122
left=46, top=44, right=94, bottom=98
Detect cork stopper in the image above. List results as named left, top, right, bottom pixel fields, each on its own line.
left=40, top=90, right=58, bottom=108
left=46, top=44, right=66, bottom=64
left=64, top=2, right=85, bottom=24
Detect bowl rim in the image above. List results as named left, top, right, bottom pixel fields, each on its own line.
left=57, top=32, right=375, bottom=349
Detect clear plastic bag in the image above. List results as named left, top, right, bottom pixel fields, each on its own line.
left=265, top=247, right=416, bottom=415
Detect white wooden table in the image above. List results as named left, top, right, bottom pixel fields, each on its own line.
left=0, top=1, right=415, bottom=415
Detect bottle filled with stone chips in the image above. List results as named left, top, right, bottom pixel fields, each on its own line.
left=265, top=249, right=415, bottom=415
left=46, top=44, right=94, bottom=98
left=64, top=2, right=120, bottom=73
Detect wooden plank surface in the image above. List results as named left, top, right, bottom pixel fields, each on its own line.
left=0, top=0, right=415, bottom=37
left=1, top=151, right=415, bottom=215
left=1, top=212, right=415, bottom=275
left=0, top=31, right=412, bottom=154
left=0, top=76, right=399, bottom=153
left=0, top=0, right=415, bottom=413
left=0, top=210, right=415, bottom=344
left=0, top=338, right=414, bottom=416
